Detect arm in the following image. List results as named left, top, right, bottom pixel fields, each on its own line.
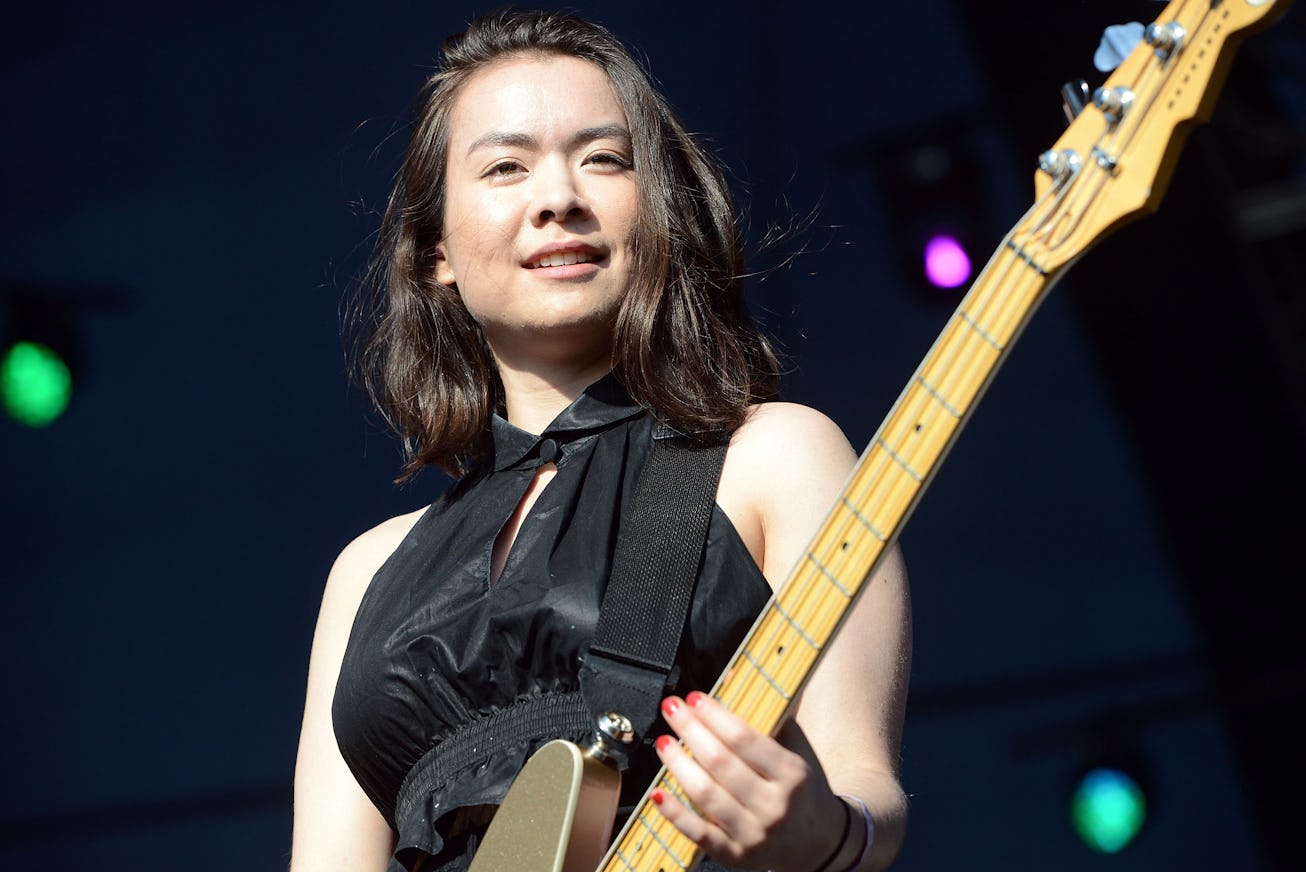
left=654, top=403, right=911, bottom=871
left=290, top=510, right=426, bottom=871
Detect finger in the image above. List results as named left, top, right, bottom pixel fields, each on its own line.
left=660, top=696, right=762, bottom=791
left=654, top=733, right=755, bottom=837
left=681, top=691, right=803, bottom=783
left=649, top=782, right=746, bottom=865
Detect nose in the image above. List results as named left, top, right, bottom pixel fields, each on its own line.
left=530, top=158, right=589, bottom=226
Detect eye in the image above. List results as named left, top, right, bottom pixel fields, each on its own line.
left=585, top=151, right=633, bottom=170
left=483, top=160, right=525, bottom=179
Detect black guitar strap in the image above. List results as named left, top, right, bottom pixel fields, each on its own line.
left=578, top=425, right=728, bottom=767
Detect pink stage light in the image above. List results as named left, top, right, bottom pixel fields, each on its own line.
left=923, top=234, right=972, bottom=289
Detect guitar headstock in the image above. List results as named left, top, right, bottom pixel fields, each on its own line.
left=1026, top=0, right=1292, bottom=273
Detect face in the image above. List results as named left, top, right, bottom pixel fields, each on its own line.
left=435, top=54, right=640, bottom=365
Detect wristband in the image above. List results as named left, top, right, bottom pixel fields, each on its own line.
left=836, top=795, right=874, bottom=871
left=806, top=796, right=852, bottom=872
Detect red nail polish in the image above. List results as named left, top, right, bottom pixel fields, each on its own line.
left=651, top=789, right=665, bottom=806
left=661, top=696, right=681, bottom=717
left=687, top=691, right=706, bottom=708
left=655, top=734, right=672, bottom=753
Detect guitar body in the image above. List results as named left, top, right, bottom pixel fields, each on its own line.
left=468, top=740, right=621, bottom=872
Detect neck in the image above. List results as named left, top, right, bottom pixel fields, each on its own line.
left=492, top=345, right=615, bottom=435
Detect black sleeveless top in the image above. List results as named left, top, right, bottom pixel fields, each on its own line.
left=332, top=376, right=772, bottom=871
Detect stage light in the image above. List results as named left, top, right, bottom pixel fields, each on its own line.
left=1, top=340, right=72, bottom=426
left=1071, top=766, right=1147, bottom=853
left=0, top=282, right=109, bottom=428
left=858, top=120, right=993, bottom=300
left=923, top=233, right=973, bottom=289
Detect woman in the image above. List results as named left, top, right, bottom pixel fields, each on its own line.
left=292, top=10, right=910, bottom=872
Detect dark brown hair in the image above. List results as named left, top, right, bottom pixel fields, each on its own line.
left=355, top=8, right=780, bottom=478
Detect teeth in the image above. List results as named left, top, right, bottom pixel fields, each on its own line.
left=530, top=251, right=593, bottom=269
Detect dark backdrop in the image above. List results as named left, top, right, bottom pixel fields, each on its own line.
left=3, top=1, right=1302, bottom=869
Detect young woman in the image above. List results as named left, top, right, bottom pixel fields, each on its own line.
left=292, top=10, right=911, bottom=871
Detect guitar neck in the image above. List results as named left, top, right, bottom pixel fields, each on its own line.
left=598, top=0, right=1290, bottom=867
left=712, top=207, right=1067, bottom=732
left=599, top=204, right=1067, bottom=872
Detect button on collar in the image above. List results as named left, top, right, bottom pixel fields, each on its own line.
left=538, top=438, right=561, bottom=465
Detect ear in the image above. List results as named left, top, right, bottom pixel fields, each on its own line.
left=434, top=244, right=456, bottom=287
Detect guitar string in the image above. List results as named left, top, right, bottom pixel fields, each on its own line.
left=725, top=183, right=1074, bottom=736
left=602, top=9, right=1234, bottom=867
left=720, top=183, right=1076, bottom=739
left=698, top=0, right=1212, bottom=772
left=616, top=165, right=1084, bottom=872
left=712, top=198, right=1074, bottom=755
left=1044, top=1, right=1216, bottom=258
left=1104, top=1, right=1219, bottom=179
left=1029, top=0, right=1208, bottom=258
left=609, top=208, right=1059, bottom=872
left=1041, top=50, right=1158, bottom=253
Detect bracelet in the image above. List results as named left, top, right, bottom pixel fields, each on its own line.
left=835, top=795, right=874, bottom=871
left=808, top=795, right=853, bottom=872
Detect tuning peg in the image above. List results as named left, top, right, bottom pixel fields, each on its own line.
left=1061, top=80, right=1089, bottom=124
left=1144, top=21, right=1187, bottom=59
left=1094, top=22, right=1145, bottom=72
left=1038, top=149, right=1081, bottom=184
left=1092, top=86, right=1136, bottom=123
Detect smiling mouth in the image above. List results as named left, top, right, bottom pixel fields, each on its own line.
left=525, top=251, right=600, bottom=269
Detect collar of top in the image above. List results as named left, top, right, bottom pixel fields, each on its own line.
left=488, top=373, right=644, bottom=472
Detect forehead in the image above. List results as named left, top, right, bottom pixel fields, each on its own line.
left=446, top=55, right=628, bottom=154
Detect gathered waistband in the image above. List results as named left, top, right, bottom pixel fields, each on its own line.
left=394, top=691, right=595, bottom=830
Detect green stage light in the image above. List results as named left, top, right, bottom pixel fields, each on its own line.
left=1071, top=767, right=1147, bottom=853
left=1, top=340, right=72, bottom=427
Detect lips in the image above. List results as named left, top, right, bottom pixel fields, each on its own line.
left=523, top=243, right=604, bottom=270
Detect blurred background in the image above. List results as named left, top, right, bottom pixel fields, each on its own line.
left=3, top=1, right=1303, bottom=869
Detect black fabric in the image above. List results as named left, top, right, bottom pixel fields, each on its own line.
left=332, top=375, right=772, bottom=872
left=581, top=430, right=728, bottom=754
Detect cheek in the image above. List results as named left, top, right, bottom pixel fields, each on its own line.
left=439, top=218, right=514, bottom=288
left=613, top=189, right=642, bottom=249
left=447, top=203, right=519, bottom=261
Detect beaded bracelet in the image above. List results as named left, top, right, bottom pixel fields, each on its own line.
left=835, top=795, right=874, bottom=871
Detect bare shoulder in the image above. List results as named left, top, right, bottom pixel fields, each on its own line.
left=730, top=402, right=856, bottom=461
left=292, top=505, right=427, bottom=870
left=718, top=402, right=859, bottom=581
left=325, top=506, right=429, bottom=609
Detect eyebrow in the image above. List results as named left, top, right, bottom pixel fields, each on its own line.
left=465, top=124, right=632, bottom=157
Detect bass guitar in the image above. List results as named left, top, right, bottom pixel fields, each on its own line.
left=470, top=1, right=1294, bottom=869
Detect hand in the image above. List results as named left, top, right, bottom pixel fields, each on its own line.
left=652, top=692, right=852, bottom=871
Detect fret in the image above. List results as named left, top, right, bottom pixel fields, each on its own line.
left=958, top=309, right=1004, bottom=350
left=717, top=670, right=744, bottom=710
left=1004, top=239, right=1050, bottom=275
left=611, top=847, right=636, bottom=872
left=916, top=375, right=962, bottom=418
left=920, top=318, right=1001, bottom=413
left=875, top=437, right=923, bottom=482
left=743, top=650, right=793, bottom=700
left=668, top=780, right=693, bottom=809
left=989, top=271, right=1044, bottom=345
left=640, top=817, right=690, bottom=869
left=806, top=551, right=852, bottom=597
left=773, top=601, right=822, bottom=651
left=841, top=496, right=888, bottom=542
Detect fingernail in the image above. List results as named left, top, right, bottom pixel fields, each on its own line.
left=687, top=691, right=706, bottom=708
left=661, top=696, right=681, bottom=717
left=655, top=734, right=673, bottom=753
left=651, top=789, right=665, bottom=806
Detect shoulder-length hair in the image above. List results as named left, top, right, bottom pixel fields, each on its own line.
left=354, top=8, right=781, bottom=478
